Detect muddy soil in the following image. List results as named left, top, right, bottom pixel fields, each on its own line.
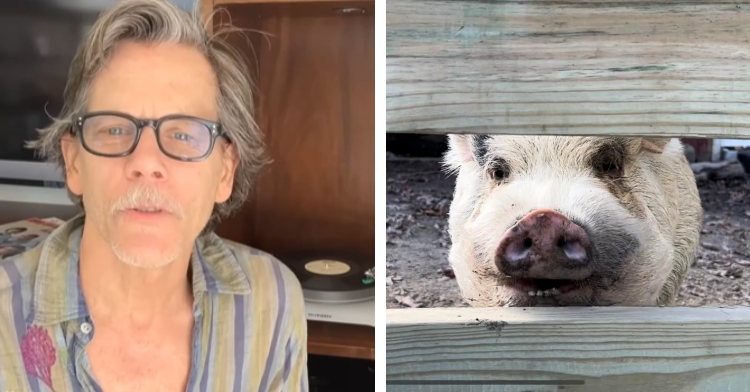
left=385, top=157, right=750, bottom=309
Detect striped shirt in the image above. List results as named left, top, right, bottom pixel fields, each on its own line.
left=0, top=214, right=308, bottom=392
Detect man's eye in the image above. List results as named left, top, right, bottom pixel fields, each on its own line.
left=173, top=133, right=188, bottom=141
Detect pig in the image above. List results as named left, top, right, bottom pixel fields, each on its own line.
left=442, top=135, right=703, bottom=307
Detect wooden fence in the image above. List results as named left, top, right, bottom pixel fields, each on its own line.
left=386, top=307, right=750, bottom=391
left=387, top=0, right=750, bottom=139
left=386, top=1, right=750, bottom=390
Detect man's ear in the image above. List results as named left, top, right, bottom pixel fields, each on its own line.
left=640, top=137, right=672, bottom=154
left=215, top=142, right=239, bottom=203
left=60, top=132, right=82, bottom=195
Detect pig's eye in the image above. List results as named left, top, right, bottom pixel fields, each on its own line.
left=593, top=157, right=623, bottom=177
left=488, top=160, right=510, bottom=182
left=492, top=168, right=508, bottom=181
left=592, top=142, right=626, bottom=178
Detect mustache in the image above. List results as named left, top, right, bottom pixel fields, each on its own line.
left=109, top=186, right=184, bottom=219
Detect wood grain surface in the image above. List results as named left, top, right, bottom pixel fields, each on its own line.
left=307, top=321, right=375, bottom=360
left=215, top=0, right=371, bottom=5
left=206, top=1, right=375, bottom=360
left=387, top=0, right=750, bottom=139
left=214, top=1, right=375, bottom=258
left=387, top=306, right=750, bottom=392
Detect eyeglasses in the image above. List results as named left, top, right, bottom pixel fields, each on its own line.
left=72, top=111, right=227, bottom=162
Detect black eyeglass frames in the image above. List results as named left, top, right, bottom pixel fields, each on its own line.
left=71, top=111, right=227, bottom=162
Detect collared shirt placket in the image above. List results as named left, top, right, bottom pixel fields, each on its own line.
left=69, top=317, right=102, bottom=392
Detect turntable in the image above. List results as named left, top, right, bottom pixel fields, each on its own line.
left=278, top=251, right=375, bottom=328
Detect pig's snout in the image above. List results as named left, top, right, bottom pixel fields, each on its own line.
left=496, top=209, right=592, bottom=280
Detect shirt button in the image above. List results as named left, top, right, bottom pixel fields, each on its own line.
left=80, top=322, right=93, bottom=334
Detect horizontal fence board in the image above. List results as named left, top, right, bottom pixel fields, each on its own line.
left=387, top=0, right=750, bottom=138
left=386, top=306, right=750, bottom=392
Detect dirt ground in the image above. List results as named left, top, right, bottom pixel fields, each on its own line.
left=385, top=156, right=750, bottom=309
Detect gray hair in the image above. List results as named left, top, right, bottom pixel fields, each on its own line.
left=26, top=0, right=268, bottom=233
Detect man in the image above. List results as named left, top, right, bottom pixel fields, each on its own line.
left=0, top=0, right=308, bottom=391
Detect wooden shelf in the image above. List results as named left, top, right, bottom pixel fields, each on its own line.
left=203, top=0, right=374, bottom=25
left=308, top=321, right=374, bottom=361
left=214, top=0, right=371, bottom=5
left=203, top=0, right=375, bottom=361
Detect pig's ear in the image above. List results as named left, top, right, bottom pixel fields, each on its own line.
left=640, top=137, right=672, bottom=154
left=443, top=134, right=478, bottom=172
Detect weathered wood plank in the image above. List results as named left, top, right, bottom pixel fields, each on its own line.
left=386, top=1, right=750, bottom=138
left=386, top=306, right=750, bottom=391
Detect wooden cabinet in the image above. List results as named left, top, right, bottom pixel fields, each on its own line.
left=201, top=0, right=375, bottom=361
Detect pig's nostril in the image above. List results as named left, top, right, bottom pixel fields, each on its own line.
left=523, top=238, right=533, bottom=248
left=561, top=241, right=587, bottom=261
left=557, top=238, right=566, bottom=247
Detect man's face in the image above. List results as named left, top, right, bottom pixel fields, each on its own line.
left=61, top=41, right=238, bottom=268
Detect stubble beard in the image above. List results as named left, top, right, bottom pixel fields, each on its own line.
left=93, top=185, right=187, bottom=269
left=110, top=238, right=182, bottom=269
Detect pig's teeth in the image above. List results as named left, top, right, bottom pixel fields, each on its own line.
left=533, top=288, right=562, bottom=297
left=527, top=288, right=564, bottom=297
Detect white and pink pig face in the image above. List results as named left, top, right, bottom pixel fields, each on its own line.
left=444, top=135, right=674, bottom=307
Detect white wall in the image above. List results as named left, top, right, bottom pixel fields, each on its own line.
left=712, top=139, right=750, bottom=162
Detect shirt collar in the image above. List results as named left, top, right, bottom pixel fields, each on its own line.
left=30, top=213, right=252, bottom=326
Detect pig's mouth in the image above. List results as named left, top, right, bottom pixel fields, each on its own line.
left=506, top=277, right=583, bottom=298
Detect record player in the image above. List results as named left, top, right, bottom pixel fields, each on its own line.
left=277, top=251, right=375, bottom=328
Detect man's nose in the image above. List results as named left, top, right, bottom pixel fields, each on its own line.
left=123, top=127, right=168, bottom=181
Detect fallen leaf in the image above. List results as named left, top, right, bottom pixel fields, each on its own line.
left=395, top=295, right=422, bottom=308
left=440, top=267, right=456, bottom=279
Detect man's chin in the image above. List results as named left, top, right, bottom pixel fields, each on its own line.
left=110, top=242, right=181, bottom=269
